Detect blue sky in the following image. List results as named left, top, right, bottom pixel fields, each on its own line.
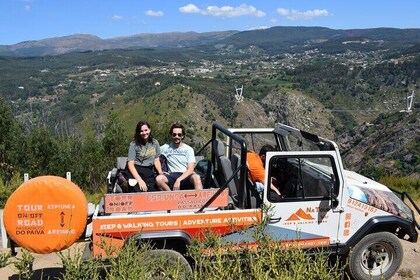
left=1, top=0, right=419, bottom=45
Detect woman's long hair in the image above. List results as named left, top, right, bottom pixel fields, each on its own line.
left=134, top=121, right=154, bottom=145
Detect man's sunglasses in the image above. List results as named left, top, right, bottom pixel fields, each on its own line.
left=172, top=133, right=183, bottom=137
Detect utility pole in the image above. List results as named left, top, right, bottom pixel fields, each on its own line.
left=401, top=90, right=415, bottom=112
left=235, top=85, right=244, bottom=102
left=406, top=90, right=415, bottom=112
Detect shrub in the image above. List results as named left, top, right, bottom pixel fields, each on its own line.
left=0, top=172, right=23, bottom=208
left=52, top=226, right=346, bottom=279
left=12, top=249, right=34, bottom=280
left=58, top=247, right=102, bottom=280
left=380, top=176, right=420, bottom=200
left=188, top=225, right=346, bottom=280
left=0, top=251, right=11, bottom=268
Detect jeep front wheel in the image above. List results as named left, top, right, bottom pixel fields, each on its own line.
left=348, top=232, right=403, bottom=280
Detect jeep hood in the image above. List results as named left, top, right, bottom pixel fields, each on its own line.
left=344, top=170, right=413, bottom=221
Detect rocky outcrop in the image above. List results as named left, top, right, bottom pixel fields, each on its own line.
left=338, top=111, right=420, bottom=177
left=261, top=90, right=335, bottom=139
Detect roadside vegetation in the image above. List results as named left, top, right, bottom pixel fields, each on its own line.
left=380, top=176, right=420, bottom=201
left=0, top=96, right=130, bottom=206
left=1, top=218, right=348, bottom=280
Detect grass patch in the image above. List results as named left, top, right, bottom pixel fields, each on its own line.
left=380, top=176, right=420, bottom=201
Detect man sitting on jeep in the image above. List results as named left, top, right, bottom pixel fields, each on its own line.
left=247, top=144, right=282, bottom=197
left=155, top=123, right=203, bottom=191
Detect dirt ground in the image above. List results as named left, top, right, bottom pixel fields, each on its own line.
left=0, top=239, right=85, bottom=280
left=1, top=233, right=419, bottom=280
left=392, top=239, right=420, bottom=280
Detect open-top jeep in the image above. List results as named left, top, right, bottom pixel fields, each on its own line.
left=2, top=122, right=419, bottom=280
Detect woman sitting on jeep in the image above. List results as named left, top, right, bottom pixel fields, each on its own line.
left=126, top=120, right=163, bottom=192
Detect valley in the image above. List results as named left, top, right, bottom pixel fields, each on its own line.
left=0, top=26, right=419, bottom=190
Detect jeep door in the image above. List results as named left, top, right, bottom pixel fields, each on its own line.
left=263, top=151, right=344, bottom=249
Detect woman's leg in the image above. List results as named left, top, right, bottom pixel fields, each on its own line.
left=136, top=166, right=157, bottom=192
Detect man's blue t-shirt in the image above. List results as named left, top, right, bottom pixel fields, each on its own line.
left=160, top=143, right=195, bottom=173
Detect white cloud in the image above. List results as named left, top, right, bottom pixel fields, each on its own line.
left=277, top=8, right=330, bottom=20
left=112, top=15, right=123, bottom=20
left=180, top=3, right=265, bottom=17
left=247, top=26, right=268, bottom=31
left=206, top=4, right=265, bottom=17
left=24, top=5, right=31, bottom=11
left=270, top=18, right=278, bottom=24
left=179, top=4, right=200, bottom=14
left=145, top=10, right=164, bottom=17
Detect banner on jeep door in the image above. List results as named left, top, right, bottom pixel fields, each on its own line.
left=3, top=176, right=88, bottom=254
left=104, top=189, right=229, bottom=213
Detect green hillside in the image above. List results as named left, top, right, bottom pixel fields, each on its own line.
left=0, top=26, right=419, bottom=187
left=80, top=83, right=233, bottom=149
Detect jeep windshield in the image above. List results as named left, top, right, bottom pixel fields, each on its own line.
left=274, top=124, right=335, bottom=152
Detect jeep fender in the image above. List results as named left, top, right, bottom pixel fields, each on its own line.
left=337, top=215, right=418, bottom=255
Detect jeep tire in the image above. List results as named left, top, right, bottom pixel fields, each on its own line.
left=348, top=232, right=403, bottom=280
left=142, top=249, right=192, bottom=279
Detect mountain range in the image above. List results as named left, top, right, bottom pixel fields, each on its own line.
left=0, top=31, right=238, bottom=57
left=2, top=26, right=420, bottom=57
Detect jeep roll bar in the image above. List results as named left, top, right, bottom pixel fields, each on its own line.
left=197, top=123, right=248, bottom=211
left=391, top=188, right=420, bottom=230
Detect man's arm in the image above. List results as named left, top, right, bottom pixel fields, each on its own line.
left=172, top=162, right=195, bottom=190
left=270, top=182, right=282, bottom=196
left=176, top=162, right=195, bottom=182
